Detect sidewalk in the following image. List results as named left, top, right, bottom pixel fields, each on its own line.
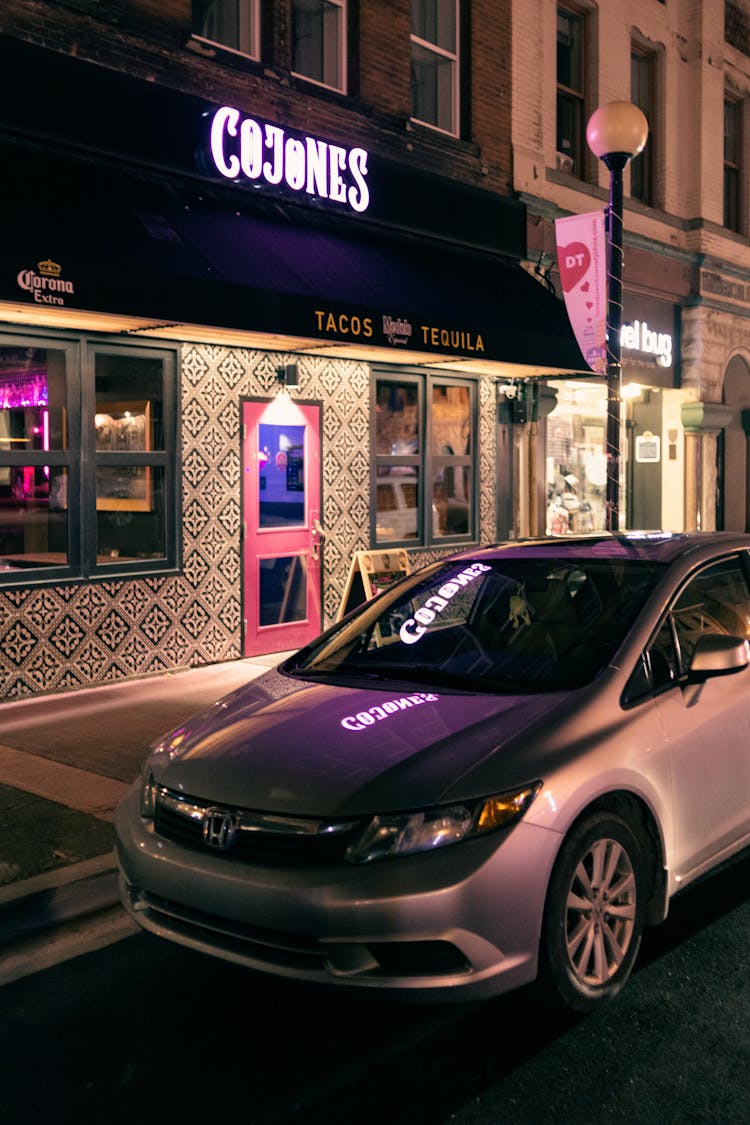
left=0, top=653, right=289, bottom=965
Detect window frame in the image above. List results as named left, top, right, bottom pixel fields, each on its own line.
left=0, top=329, right=180, bottom=587
left=630, top=45, right=656, bottom=206
left=291, top=0, right=348, bottom=94
left=556, top=4, right=586, bottom=177
left=724, top=94, right=743, bottom=234
left=371, top=369, right=478, bottom=550
left=191, top=0, right=261, bottom=60
left=410, top=0, right=461, bottom=138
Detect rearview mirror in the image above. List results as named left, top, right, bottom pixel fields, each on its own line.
left=688, top=634, right=750, bottom=681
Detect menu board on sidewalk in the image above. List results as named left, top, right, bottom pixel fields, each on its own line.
left=337, top=549, right=411, bottom=619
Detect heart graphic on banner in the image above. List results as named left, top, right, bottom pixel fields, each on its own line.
left=558, top=242, right=591, bottom=291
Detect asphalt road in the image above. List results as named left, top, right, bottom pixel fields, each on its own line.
left=1, top=850, right=750, bottom=1125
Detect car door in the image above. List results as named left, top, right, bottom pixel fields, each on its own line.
left=650, top=555, right=750, bottom=882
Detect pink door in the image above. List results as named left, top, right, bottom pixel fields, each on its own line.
left=242, top=398, right=323, bottom=657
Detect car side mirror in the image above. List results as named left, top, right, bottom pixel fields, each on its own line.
left=687, top=634, right=750, bottom=681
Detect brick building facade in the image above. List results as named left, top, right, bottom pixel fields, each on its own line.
left=2, top=1, right=750, bottom=700
left=0, top=1, right=585, bottom=699
left=513, top=0, right=750, bottom=536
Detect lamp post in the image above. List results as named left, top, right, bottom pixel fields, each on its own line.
left=586, top=101, right=648, bottom=532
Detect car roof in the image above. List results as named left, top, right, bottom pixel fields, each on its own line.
left=465, top=532, right=750, bottom=567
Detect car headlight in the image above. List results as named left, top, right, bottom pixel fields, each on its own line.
left=345, top=782, right=542, bottom=864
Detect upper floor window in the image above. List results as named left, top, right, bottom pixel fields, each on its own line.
left=373, top=372, right=476, bottom=547
left=0, top=333, right=178, bottom=585
left=292, top=0, right=347, bottom=92
left=726, top=1, right=750, bottom=56
left=631, top=47, right=655, bottom=205
left=411, top=0, right=459, bottom=136
left=724, top=96, right=743, bottom=233
left=192, top=0, right=260, bottom=58
left=556, top=5, right=585, bottom=176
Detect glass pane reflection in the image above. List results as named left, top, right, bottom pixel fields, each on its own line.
left=0, top=466, right=68, bottom=569
left=259, top=423, right=305, bottom=528
left=96, top=466, right=166, bottom=562
left=433, top=465, right=470, bottom=537
left=259, top=554, right=307, bottom=625
left=375, top=466, right=419, bottom=542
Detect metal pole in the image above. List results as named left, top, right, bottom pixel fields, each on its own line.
left=603, top=152, right=627, bottom=533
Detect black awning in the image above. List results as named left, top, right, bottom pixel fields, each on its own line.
left=0, top=142, right=588, bottom=371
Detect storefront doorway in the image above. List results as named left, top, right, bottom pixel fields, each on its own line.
left=242, top=398, right=323, bottom=656
left=721, top=355, right=750, bottom=533
left=624, top=389, right=663, bottom=531
left=545, top=380, right=607, bottom=534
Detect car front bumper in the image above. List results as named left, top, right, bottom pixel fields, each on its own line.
left=114, top=785, right=562, bottom=1002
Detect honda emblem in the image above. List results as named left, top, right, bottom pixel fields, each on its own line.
left=203, top=807, right=240, bottom=850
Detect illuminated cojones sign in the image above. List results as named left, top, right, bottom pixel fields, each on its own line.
left=208, top=105, right=370, bottom=214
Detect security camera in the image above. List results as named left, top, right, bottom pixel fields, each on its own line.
left=498, top=383, right=517, bottom=400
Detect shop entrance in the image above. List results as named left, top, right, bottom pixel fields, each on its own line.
left=242, top=398, right=323, bottom=657
left=721, top=355, right=750, bottom=532
left=625, top=390, right=663, bottom=531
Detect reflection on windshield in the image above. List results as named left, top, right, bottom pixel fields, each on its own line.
left=292, top=557, right=663, bottom=693
left=399, top=562, right=491, bottom=644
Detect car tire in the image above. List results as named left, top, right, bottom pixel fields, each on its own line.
left=538, top=811, right=646, bottom=1013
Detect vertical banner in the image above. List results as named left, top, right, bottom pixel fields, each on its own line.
left=554, top=211, right=607, bottom=375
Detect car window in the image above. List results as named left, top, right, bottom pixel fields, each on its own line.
left=671, top=557, right=750, bottom=672
left=625, top=555, right=750, bottom=703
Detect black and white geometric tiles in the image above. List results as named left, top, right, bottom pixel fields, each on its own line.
left=0, top=344, right=497, bottom=700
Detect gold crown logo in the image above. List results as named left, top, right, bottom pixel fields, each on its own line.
left=38, top=259, right=62, bottom=278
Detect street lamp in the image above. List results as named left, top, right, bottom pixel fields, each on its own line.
left=586, top=101, right=648, bottom=532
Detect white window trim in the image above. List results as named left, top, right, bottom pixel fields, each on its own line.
left=191, top=0, right=261, bottom=62
left=410, top=2, right=460, bottom=137
left=291, top=0, right=348, bottom=95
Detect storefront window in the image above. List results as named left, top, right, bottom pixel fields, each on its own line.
left=431, top=383, right=471, bottom=537
left=0, top=334, right=177, bottom=581
left=545, top=380, right=607, bottom=535
left=373, top=372, right=475, bottom=546
left=0, top=344, right=71, bottom=570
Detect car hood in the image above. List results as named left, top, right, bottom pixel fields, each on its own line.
left=146, top=669, right=568, bottom=816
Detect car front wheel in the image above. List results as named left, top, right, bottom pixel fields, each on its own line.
left=539, top=811, right=646, bottom=1012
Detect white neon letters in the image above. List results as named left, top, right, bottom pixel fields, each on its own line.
left=209, top=106, right=370, bottom=213
left=399, top=563, right=493, bottom=646
left=620, top=320, right=673, bottom=368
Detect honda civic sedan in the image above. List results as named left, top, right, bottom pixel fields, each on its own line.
left=115, top=532, right=750, bottom=1012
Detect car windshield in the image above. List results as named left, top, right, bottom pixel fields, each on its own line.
left=288, top=555, right=665, bottom=693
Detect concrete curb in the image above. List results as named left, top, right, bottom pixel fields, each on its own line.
left=0, top=852, right=119, bottom=946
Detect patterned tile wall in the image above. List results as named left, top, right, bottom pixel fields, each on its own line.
left=0, top=343, right=497, bottom=700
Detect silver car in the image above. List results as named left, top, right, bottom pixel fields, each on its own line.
left=115, top=532, right=750, bottom=1011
